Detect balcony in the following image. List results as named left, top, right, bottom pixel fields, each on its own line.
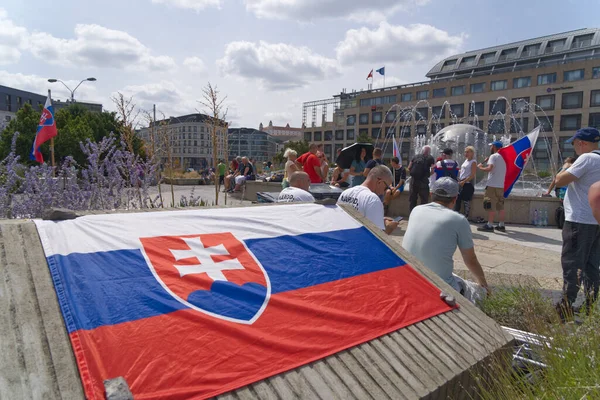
left=572, top=40, right=592, bottom=49
left=545, top=45, right=564, bottom=54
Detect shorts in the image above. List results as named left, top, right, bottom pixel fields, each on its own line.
left=235, top=176, right=247, bottom=185
left=219, top=175, right=225, bottom=184
left=484, top=186, right=505, bottom=211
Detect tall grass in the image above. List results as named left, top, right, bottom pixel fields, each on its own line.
left=476, top=286, right=600, bottom=399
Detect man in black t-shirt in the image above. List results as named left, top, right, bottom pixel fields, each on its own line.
left=363, top=148, right=384, bottom=177
left=384, top=157, right=407, bottom=211
left=407, top=146, right=435, bottom=213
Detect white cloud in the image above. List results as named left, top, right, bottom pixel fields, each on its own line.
left=336, top=22, right=465, bottom=65
left=183, top=56, right=206, bottom=72
left=117, top=81, right=199, bottom=119
left=0, top=70, right=99, bottom=102
left=151, top=0, right=222, bottom=12
left=26, top=24, right=176, bottom=71
left=244, top=0, right=430, bottom=22
left=217, top=40, right=339, bottom=90
left=0, top=9, right=27, bottom=65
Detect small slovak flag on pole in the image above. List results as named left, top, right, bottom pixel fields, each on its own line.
left=30, top=96, right=58, bottom=163
left=393, top=135, right=400, bottom=160
left=366, top=69, right=373, bottom=80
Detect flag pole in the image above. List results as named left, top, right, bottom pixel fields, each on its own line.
left=48, top=89, right=56, bottom=176
left=383, top=65, right=386, bottom=88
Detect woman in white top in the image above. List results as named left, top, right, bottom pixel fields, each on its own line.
left=282, top=149, right=300, bottom=189
left=454, top=146, right=477, bottom=217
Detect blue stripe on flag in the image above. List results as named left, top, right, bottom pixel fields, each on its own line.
left=49, top=227, right=405, bottom=332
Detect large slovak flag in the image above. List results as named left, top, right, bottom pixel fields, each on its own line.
left=498, top=126, right=540, bottom=198
left=30, top=96, right=57, bottom=163
left=35, top=204, right=453, bottom=399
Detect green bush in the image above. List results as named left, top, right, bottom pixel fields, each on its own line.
left=537, top=170, right=552, bottom=179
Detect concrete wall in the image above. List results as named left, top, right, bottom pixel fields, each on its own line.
left=388, top=192, right=562, bottom=226
left=243, top=181, right=282, bottom=202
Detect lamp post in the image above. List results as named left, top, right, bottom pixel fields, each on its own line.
left=47, top=77, right=97, bottom=102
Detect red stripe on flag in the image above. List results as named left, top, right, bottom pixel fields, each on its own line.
left=70, top=265, right=453, bottom=400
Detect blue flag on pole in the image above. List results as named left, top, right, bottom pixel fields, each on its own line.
left=376, top=67, right=385, bottom=76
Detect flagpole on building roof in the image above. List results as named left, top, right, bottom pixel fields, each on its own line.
left=383, top=65, right=385, bottom=88
left=48, top=89, right=56, bottom=175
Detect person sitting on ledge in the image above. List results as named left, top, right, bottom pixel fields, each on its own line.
left=403, top=177, right=490, bottom=304
left=277, top=172, right=315, bottom=203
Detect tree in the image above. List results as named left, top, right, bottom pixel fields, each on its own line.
left=356, top=132, right=372, bottom=144
left=273, top=140, right=309, bottom=165
left=198, top=83, right=228, bottom=205
left=0, top=103, right=40, bottom=163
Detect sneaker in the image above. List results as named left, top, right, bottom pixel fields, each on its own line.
left=494, top=225, right=506, bottom=232
left=477, top=224, right=494, bottom=232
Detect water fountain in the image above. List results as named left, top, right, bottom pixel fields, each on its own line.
left=373, top=97, right=565, bottom=196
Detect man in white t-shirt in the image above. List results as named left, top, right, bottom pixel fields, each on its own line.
left=553, top=127, right=600, bottom=316
left=477, top=141, right=507, bottom=232
left=337, top=166, right=399, bottom=234
left=403, top=178, right=489, bottom=303
left=277, top=172, right=315, bottom=203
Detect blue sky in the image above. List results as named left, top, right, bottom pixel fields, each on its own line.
left=0, top=0, right=597, bottom=128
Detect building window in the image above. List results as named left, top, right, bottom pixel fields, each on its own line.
left=590, top=90, right=600, bottom=107
left=593, top=67, right=600, bottom=79
left=386, top=126, right=396, bottom=136
left=359, top=113, right=369, bottom=124
left=401, top=93, right=412, bottom=102
left=491, top=80, right=507, bottom=91
left=533, top=139, right=552, bottom=172
left=359, top=128, right=368, bottom=138
left=359, top=95, right=397, bottom=107
left=201, top=126, right=205, bottom=132
left=431, top=123, right=445, bottom=134
left=559, top=137, right=575, bottom=159
left=194, top=140, right=197, bottom=146
left=470, top=83, right=485, bottom=93
left=324, top=131, right=333, bottom=141
left=400, top=126, right=411, bottom=137
left=334, top=143, right=344, bottom=155
left=372, top=112, right=382, bottom=123
left=510, top=117, right=529, bottom=134
left=314, top=131, right=322, bottom=141
left=450, top=104, right=465, bottom=118
left=513, top=77, right=531, bottom=89
left=346, top=115, right=356, bottom=125
left=560, top=114, right=582, bottom=131
left=489, top=99, right=506, bottom=115
left=451, top=85, right=466, bottom=96
left=488, top=119, right=505, bottom=134
left=416, top=124, right=427, bottom=136
left=416, top=107, right=428, bottom=120
left=432, top=106, right=445, bottom=119
left=416, top=90, right=429, bottom=100
left=346, top=129, right=355, bottom=140
left=511, top=97, right=530, bottom=113
left=324, top=144, right=332, bottom=159
left=537, top=73, right=557, bottom=85
left=470, top=101, right=485, bottom=116
left=371, top=128, right=382, bottom=139
left=561, top=91, right=583, bottom=109
left=589, top=113, right=600, bottom=129
left=193, top=126, right=197, bottom=132
left=386, top=111, right=397, bottom=123
left=499, top=47, right=518, bottom=61
left=335, top=130, right=344, bottom=140
left=534, top=116, right=554, bottom=132
left=535, top=95, right=555, bottom=111
left=5, top=95, right=11, bottom=112
left=433, top=88, right=447, bottom=98
left=564, top=69, right=585, bottom=82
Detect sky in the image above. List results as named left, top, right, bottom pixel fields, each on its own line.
left=0, top=0, right=598, bottom=129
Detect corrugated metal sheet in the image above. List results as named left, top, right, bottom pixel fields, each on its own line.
left=0, top=206, right=513, bottom=399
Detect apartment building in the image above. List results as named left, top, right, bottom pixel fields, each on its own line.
left=302, top=28, right=600, bottom=172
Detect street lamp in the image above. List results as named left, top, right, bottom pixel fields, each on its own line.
left=47, top=77, right=97, bottom=102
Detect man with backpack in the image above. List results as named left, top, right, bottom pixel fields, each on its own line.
left=553, top=127, right=600, bottom=319
left=408, top=145, right=435, bottom=213
left=433, top=148, right=460, bottom=181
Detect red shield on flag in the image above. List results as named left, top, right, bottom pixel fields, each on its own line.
left=140, top=233, right=270, bottom=324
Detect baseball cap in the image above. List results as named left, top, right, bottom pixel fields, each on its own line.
left=441, top=148, right=454, bottom=155
left=565, top=127, right=600, bottom=144
left=431, top=177, right=459, bottom=198
left=489, top=141, right=503, bottom=149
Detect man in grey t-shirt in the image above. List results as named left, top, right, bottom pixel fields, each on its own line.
left=403, top=178, right=489, bottom=303
left=554, top=127, right=600, bottom=316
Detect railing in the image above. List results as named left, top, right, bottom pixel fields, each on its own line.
left=545, top=45, right=564, bottom=53
left=572, top=40, right=592, bottom=49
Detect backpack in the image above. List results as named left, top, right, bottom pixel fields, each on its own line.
left=410, top=155, right=430, bottom=181
left=440, top=160, right=458, bottom=181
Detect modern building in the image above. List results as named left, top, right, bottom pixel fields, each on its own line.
left=0, top=85, right=103, bottom=116
left=139, top=113, right=228, bottom=170
left=228, top=128, right=278, bottom=164
left=260, top=120, right=303, bottom=141
left=302, top=28, right=600, bottom=172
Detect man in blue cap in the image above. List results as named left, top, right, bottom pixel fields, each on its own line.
left=554, top=127, right=600, bottom=318
left=477, top=141, right=507, bottom=232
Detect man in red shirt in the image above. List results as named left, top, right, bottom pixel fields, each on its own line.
left=297, top=143, right=324, bottom=184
